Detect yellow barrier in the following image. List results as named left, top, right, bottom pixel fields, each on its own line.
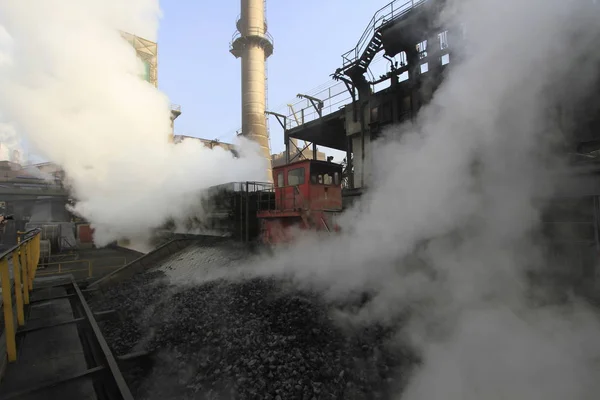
left=0, top=229, right=41, bottom=362
left=36, top=257, right=127, bottom=278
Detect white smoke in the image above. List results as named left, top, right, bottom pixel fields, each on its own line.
left=0, top=0, right=266, bottom=245
left=0, top=122, right=26, bottom=163
left=237, top=0, right=600, bottom=398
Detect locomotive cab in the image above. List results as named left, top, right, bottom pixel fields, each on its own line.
left=257, top=159, right=343, bottom=244
left=272, top=159, right=343, bottom=212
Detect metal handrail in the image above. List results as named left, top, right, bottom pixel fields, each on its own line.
left=230, top=27, right=274, bottom=49
left=36, top=257, right=128, bottom=279
left=282, top=81, right=352, bottom=130
left=341, top=0, right=429, bottom=69
left=0, top=228, right=41, bottom=362
left=258, top=185, right=307, bottom=212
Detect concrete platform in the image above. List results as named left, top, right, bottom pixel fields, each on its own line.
left=0, top=276, right=96, bottom=400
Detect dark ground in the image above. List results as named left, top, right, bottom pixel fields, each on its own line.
left=89, top=269, right=417, bottom=400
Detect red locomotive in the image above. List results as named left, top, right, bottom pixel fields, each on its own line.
left=188, top=159, right=344, bottom=246
left=257, top=159, right=343, bottom=244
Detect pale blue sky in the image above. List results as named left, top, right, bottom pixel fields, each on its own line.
left=156, top=0, right=392, bottom=155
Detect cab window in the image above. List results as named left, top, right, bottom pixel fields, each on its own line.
left=276, top=172, right=284, bottom=187
left=287, top=167, right=305, bottom=186
left=310, top=164, right=341, bottom=186
left=334, top=172, right=340, bottom=185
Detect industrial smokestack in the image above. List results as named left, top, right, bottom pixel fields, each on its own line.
left=230, top=0, right=274, bottom=182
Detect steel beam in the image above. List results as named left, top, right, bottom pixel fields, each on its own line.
left=29, top=293, right=76, bottom=304
left=0, top=366, right=105, bottom=400
left=16, top=317, right=86, bottom=335
left=71, top=281, right=134, bottom=400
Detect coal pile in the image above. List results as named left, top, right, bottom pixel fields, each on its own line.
left=92, top=272, right=415, bottom=400
left=89, top=270, right=169, bottom=355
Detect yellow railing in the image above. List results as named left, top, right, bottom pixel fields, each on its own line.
left=36, top=257, right=128, bottom=278
left=0, top=229, right=41, bottom=362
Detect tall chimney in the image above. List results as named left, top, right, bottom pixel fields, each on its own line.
left=230, top=0, right=274, bottom=182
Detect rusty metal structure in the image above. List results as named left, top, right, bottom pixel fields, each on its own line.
left=120, top=32, right=158, bottom=88
left=230, top=0, right=274, bottom=182
left=120, top=32, right=181, bottom=143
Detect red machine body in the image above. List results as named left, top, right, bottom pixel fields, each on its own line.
left=257, top=159, right=343, bottom=245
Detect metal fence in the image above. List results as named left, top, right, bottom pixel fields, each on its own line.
left=36, top=257, right=128, bottom=280
left=0, top=228, right=41, bottom=362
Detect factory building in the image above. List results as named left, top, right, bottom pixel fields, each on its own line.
left=280, top=0, right=451, bottom=192
left=283, top=0, right=600, bottom=193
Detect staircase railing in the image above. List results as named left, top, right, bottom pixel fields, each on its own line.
left=341, top=0, right=429, bottom=70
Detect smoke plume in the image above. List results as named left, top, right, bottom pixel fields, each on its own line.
left=239, top=0, right=600, bottom=398
left=0, top=122, right=26, bottom=163
left=0, top=0, right=266, bottom=245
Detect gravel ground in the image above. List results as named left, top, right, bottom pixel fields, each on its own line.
left=90, top=247, right=416, bottom=400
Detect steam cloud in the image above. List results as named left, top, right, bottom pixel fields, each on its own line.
left=0, top=0, right=267, bottom=245
left=240, top=0, right=600, bottom=398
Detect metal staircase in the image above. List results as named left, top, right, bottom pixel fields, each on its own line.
left=355, top=30, right=383, bottom=77
left=337, top=0, right=429, bottom=78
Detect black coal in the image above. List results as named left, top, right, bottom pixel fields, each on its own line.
left=91, top=271, right=416, bottom=400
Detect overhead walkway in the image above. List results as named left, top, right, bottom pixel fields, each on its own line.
left=0, top=230, right=134, bottom=400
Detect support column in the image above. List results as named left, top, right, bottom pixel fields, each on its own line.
left=406, top=45, right=421, bottom=120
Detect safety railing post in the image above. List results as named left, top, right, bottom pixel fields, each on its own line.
left=12, top=251, right=25, bottom=326
left=0, top=259, right=17, bottom=362
left=26, top=243, right=33, bottom=291
left=31, top=238, right=38, bottom=284
left=25, top=242, right=30, bottom=289
left=33, top=233, right=40, bottom=269
left=20, top=247, right=29, bottom=305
